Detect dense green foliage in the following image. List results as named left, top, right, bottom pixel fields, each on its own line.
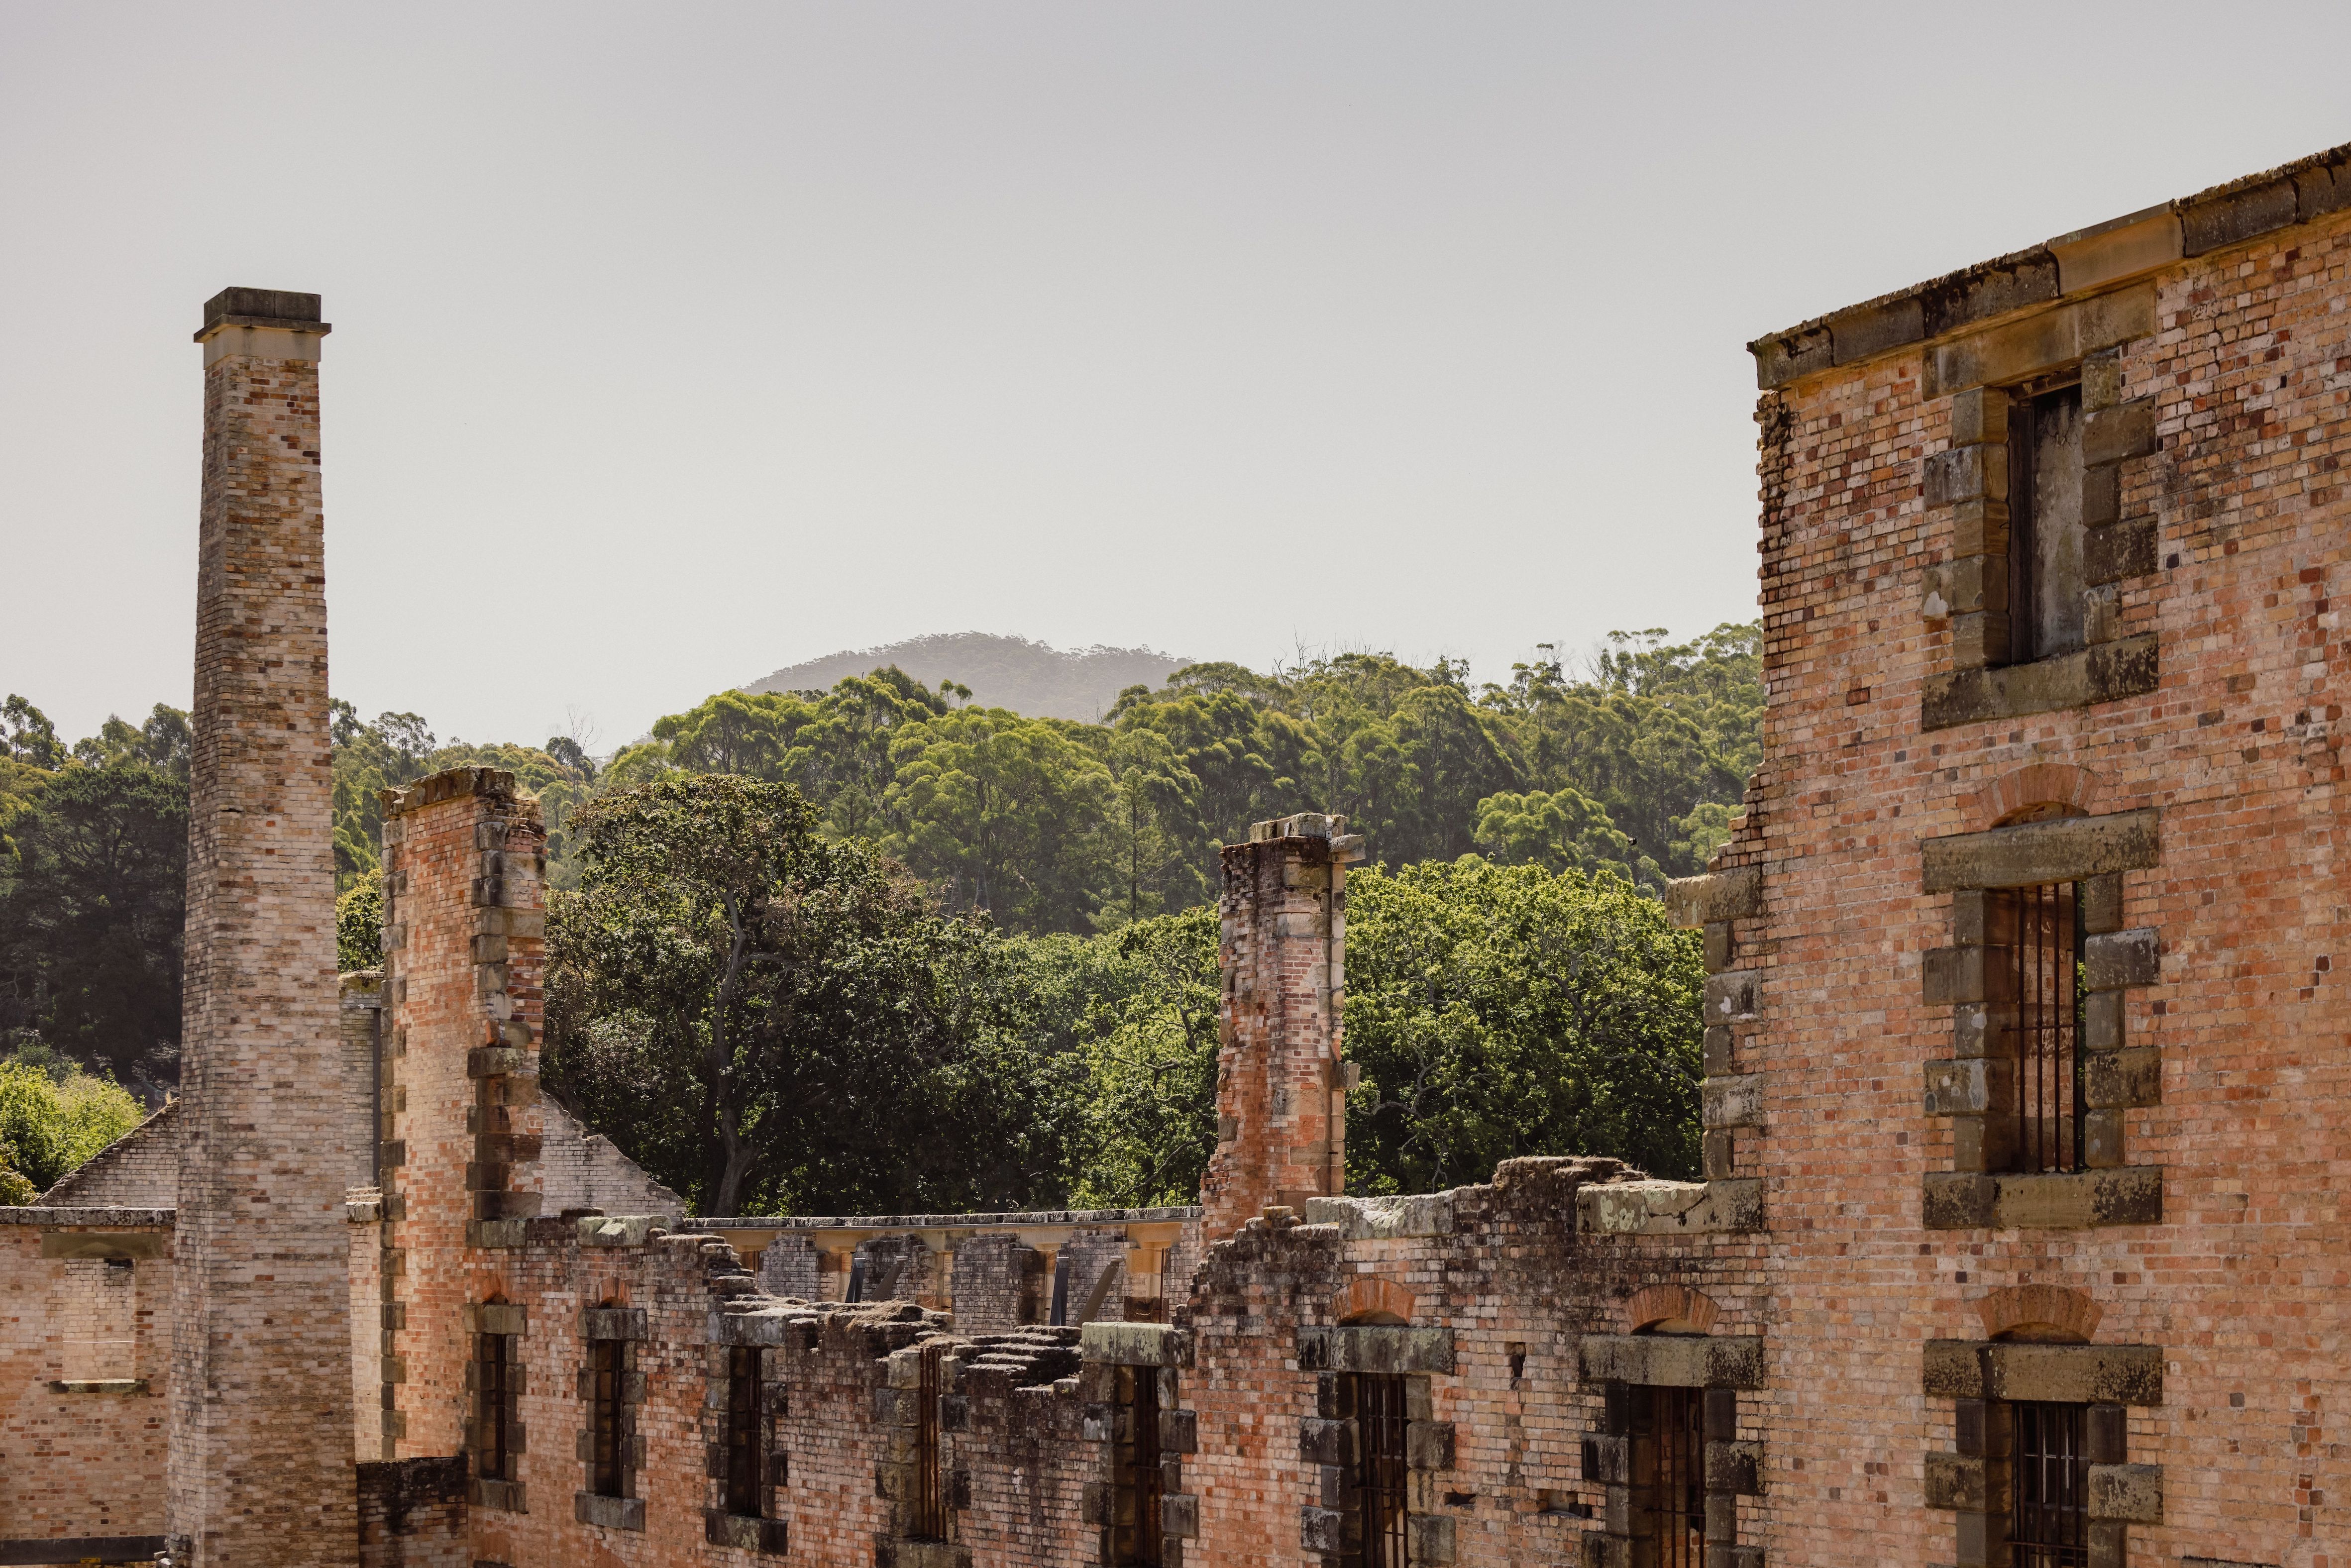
left=542, top=775, right=1082, bottom=1216
left=0, top=698, right=189, bottom=1093
left=540, top=777, right=1703, bottom=1212
left=4, top=624, right=1747, bottom=1205
left=0, top=1046, right=146, bottom=1195
left=1343, top=859, right=1704, bottom=1188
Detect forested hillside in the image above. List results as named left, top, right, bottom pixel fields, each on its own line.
left=604, top=622, right=1760, bottom=933
left=745, top=633, right=1194, bottom=724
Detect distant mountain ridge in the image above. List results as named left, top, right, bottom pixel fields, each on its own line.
left=743, top=632, right=1198, bottom=722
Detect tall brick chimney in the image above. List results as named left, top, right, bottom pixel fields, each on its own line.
left=1198, top=812, right=1362, bottom=1238
left=172, top=288, right=357, bottom=1565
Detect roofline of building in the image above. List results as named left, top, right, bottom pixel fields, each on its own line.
left=1748, top=138, right=2351, bottom=391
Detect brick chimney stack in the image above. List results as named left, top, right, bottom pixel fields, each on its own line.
left=374, top=767, right=548, bottom=1463
left=172, top=289, right=357, bottom=1564
left=1198, top=813, right=1362, bottom=1238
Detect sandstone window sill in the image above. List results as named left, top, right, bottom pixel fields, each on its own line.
left=1922, top=1167, right=2162, bottom=1230
left=574, top=1491, right=644, bottom=1532
left=704, top=1510, right=787, bottom=1555
left=47, top=1377, right=148, bottom=1394
left=1922, top=634, right=2158, bottom=731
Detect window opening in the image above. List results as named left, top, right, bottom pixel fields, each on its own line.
left=1047, top=1252, right=1071, bottom=1326
left=2007, top=381, right=2086, bottom=665
left=1354, top=1373, right=1408, bottom=1568
left=724, top=1345, right=763, bottom=1518
left=589, top=1336, right=623, bottom=1497
left=2011, top=1401, right=2089, bottom=1568
left=475, top=1330, right=512, bottom=1482
left=909, top=1340, right=947, bottom=1542
left=1109, top=1363, right=1166, bottom=1561
left=2008, top=882, right=2084, bottom=1172
left=1651, top=1386, right=1704, bottom=1568
left=846, top=1255, right=867, bottom=1303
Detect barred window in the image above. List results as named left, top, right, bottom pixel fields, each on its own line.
left=2012, top=1401, right=2089, bottom=1568
left=2004, top=882, right=2084, bottom=1173
left=475, top=1329, right=514, bottom=1483
left=1352, top=1372, right=1409, bottom=1568
left=1649, top=1386, right=1704, bottom=1568
left=589, top=1336, right=624, bottom=1497
left=909, top=1340, right=948, bottom=1542
left=1112, top=1364, right=1165, bottom=1567
left=724, top=1346, right=763, bottom=1518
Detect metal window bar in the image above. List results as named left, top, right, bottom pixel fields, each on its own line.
left=1355, top=1374, right=1409, bottom=1568
left=1125, top=1367, right=1164, bottom=1567
left=2012, top=1402, right=2089, bottom=1568
left=590, top=1337, right=623, bottom=1497
left=725, top=1346, right=762, bottom=1518
left=910, top=1340, right=947, bottom=1541
left=1653, top=1386, right=1704, bottom=1568
left=476, top=1332, right=509, bottom=1482
left=2012, top=883, right=2084, bottom=1173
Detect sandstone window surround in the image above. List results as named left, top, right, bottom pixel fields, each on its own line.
left=1923, top=1338, right=2163, bottom=1568
left=1919, top=284, right=2164, bottom=732
left=705, top=1308, right=799, bottom=1556
left=1576, top=1332, right=1765, bottom=1568
left=1080, top=1323, right=1198, bottom=1568
left=464, top=1301, right=528, bottom=1513
left=1592, top=865, right=1766, bottom=1240
left=1295, top=1323, right=1458, bottom=1568
left=1919, top=810, right=2163, bottom=1231
left=575, top=1304, right=647, bottom=1533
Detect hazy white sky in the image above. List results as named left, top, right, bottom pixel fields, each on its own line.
left=5, top=3, right=2350, bottom=747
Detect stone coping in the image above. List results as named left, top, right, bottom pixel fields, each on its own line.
left=0, top=1206, right=174, bottom=1226
left=692, top=1205, right=1200, bottom=1231
left=1748, top=138, right=2351, bottom=387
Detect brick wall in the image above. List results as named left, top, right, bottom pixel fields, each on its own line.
left=538, top=1098, right=684, bottom=1219
left=1736, top=165, right=2351, bottom=1564
left=171, top=286, right=356, bottom=1566
left=0, top=1212, right=173, bottom=1549
left=38, top=1102, right=180, bottom=1206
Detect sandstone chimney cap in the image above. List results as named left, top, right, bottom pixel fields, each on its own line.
left=197, top=286, right=330, bottom=340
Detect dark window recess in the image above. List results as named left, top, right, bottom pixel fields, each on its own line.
left=846, top=1255, right=867, bottom=1304
left=1354, top=1373, right=1408, bottom=1568
left=2008, top=381, right=2086, bottom=664
left=1048, top=1252, right=1072, bottom=1327
left=2007, top=882, right=2085, bottom=1173
left=1110, top=1365, right=1165, bottom=1567
left=724, top=1346, right=763, bottom=1518
left=590, top=1337, right=624, bottom=1497
left=475, top=1331, right=512, bottom=1482
left=1652, top=1386, right=1705, bottom=1568
left=2012, top=1402, right=2089, bottom=1568
left=909, top=1340, right=947, bottom=1541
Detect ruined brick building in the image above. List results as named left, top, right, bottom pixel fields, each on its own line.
left=5, top=135, right=2351, bottom=1565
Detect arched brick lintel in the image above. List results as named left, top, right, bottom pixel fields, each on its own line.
left=1966, top=762, right=2104, bottom=830
left=1333, top=1274, right=1416, bottom=1325
left=1975, top=1283, right=2103, bottom=1343
left=1625, top=1284, right=1721, bottom=1335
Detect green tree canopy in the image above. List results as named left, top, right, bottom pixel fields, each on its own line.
left=0, top=1050, right=145, bottom=1193
left=542, top=775, right=1082, bottom=1217
left=0, top=760, right=187, bottom=1090
left=1341, top=857, right=1703, bottom=1191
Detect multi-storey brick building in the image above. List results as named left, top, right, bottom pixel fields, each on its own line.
left=5, top=136, right=2351, bottom=1566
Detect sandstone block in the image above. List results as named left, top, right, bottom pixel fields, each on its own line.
left=1922, top=810, right=2159, bottom=893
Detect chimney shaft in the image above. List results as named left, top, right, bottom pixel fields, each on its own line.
left=171, top=289, right=356, bottom=1566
